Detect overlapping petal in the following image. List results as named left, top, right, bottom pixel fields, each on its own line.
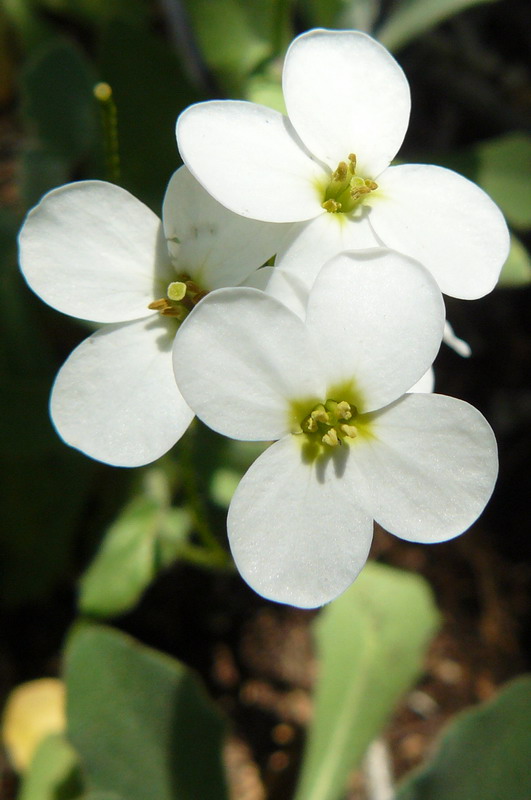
left=370, top=165, right=510, bottom=299
left=51, top=317, right=193, bottom=467
left=227, top=436, right=373, bottom=607
left=344, top=393, right=498, bottom=542
left=273, top=211, right=378, bottom=292
left=162, top=166, right=290, bottom=289
left=19, top=181, right=171, bottom=323
left=176, top=101, right=326, bottom=222
left=283, top=29, right=410, bottom=177
left=306, top=250, right=445, bottom=411
left=173, top=288, right=326, bottom=441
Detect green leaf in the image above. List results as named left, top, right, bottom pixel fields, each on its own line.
left=65, top=623, right=229, bottom=800
left=294, top=563, right=439, bottom=800
left=79, top=469, right=191, bottom=617
left=472, top=133, right=531, bottom=230
left=184, top=0, right=292, bottom=96
left=17, top=733, right=84, bottom=800
left=396, top=674, right=531, bottom=800
left=498, top=236, right=531, bottom=287
left=19, top=37, right=99, bottom=205
left=377, top=0, right=499, bottom=51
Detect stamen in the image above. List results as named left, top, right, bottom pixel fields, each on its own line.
left=311, top=405, right=329, bottom=424
left=322, top=198, right=342, bottom=213
left=340, top=423, right=358, bottom=438
left=336, top=401, right=352, bottom=420
left=322, top=428, right=339, bottom=447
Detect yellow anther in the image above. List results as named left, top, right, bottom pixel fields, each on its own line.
left=322, top=198, right=342, bottom=213
left=148, top=298, right=172, bottom=311
left=336, top=401, right=352, bottom=420
left=340, top=423, right=358, bottom=439
left=331, top=161, right=348, bottom=183
left=322, top=428, right=340, bottom=447
left=304, top=417, right=318, bottom=433
left=167, top=281, right=187, bottom=302
left=311, top=405, right=329, bottom=424
left=348, top=153, right=357, bottom=170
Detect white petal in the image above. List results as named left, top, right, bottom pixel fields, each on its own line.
left=19, top=181, right=172, bottom=323
left=346, top=393, right=498, bottom=542
left=162, top=166, right=291, bottom=289
left=241, top=266, right=276, bottom=290
left=306, top=249, right=445, bottom=411
left=443, top=320, right=471, bottom=358
left=264, top=267, right=311, bottom=319
left=274, top=211, right=379, bottom=293
left=173, top=288, right=326, bottom=440
left=176, top=101, right=326, bottom=222
left=409, top=367, right=435, bottom=393
left=370, top=165, right=510, bottom=299
left=51, top=317, right=193, bottom=467
left=283, top=29, right=411, bottom=177
left=227, top=436, right=373, bottom=607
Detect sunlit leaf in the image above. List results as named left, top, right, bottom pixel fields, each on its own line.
left=2, top=679, right=65, bottom=772
left=184, top=0, right=292, bottom=96
left=65, top=623, right=229, bottom=800
left=294, top=563, right=439, bottom=800
left=498, top=236, right=531, bottom=287
left=79, top=470, right=191, bottom=618
left=377, top=0, right=499, bottom=51
left=17, top=733, right=83, bottom=800
left=472, top=133, right=531, bottom=230
left=396, top=675, right=531, bottom=800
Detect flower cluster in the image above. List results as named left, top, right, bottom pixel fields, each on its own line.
left=19, top=29, right=508, bottom=607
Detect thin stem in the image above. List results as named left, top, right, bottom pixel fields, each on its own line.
left=179, top=423, right=229, bottom=564
left=94, top=82, right=121, bottom=185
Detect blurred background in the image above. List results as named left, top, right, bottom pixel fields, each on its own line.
left=0, top=0, right=530, bottom=798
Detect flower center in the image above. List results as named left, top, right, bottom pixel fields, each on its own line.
left=294, top=399, right=358, bottom=447
left=321, top=154, right=377, bottom=214
left=148, top=275, right=207, bottom=320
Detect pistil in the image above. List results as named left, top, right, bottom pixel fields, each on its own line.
left=148, top=275, right=208, bottom=319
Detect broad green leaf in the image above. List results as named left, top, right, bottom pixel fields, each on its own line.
left=472, top=133, right=531, bottom=230
left=498, top=236, right=531, bottom=287
left=377, top=0, right=499, bottom=51
left=294, top=563, right=439, bottom=800
left=65, top=623, right=229, bottom=800
left=19, top=37, right=99, bottom=205
left=17, top=733, right=84, bottom=800
left=396, top=674, right=531, bottom=800
left=246, top=70, right=286, bottom=113
left=433, top=133, right=531, bottom=231
left=79, top=471, right=191, bottom=617
left=184, top=0, right=292, bottom=96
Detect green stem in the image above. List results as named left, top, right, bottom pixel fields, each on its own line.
left=94, top=82, right=121, bottom=184
left=179, top=424, right=229, bottom=565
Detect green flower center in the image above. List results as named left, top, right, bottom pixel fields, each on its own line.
left=148, top=274, right=207, bottom=321
left=322, top=153, right=377, bottom=214
left=294, top=399, right=358, bottom=447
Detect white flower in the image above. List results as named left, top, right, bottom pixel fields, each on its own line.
left=18, top=167, right=287, bottom=467
left=177, top=28, right=509, bottom=300
left=173, top=249, right=498, bottom=607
